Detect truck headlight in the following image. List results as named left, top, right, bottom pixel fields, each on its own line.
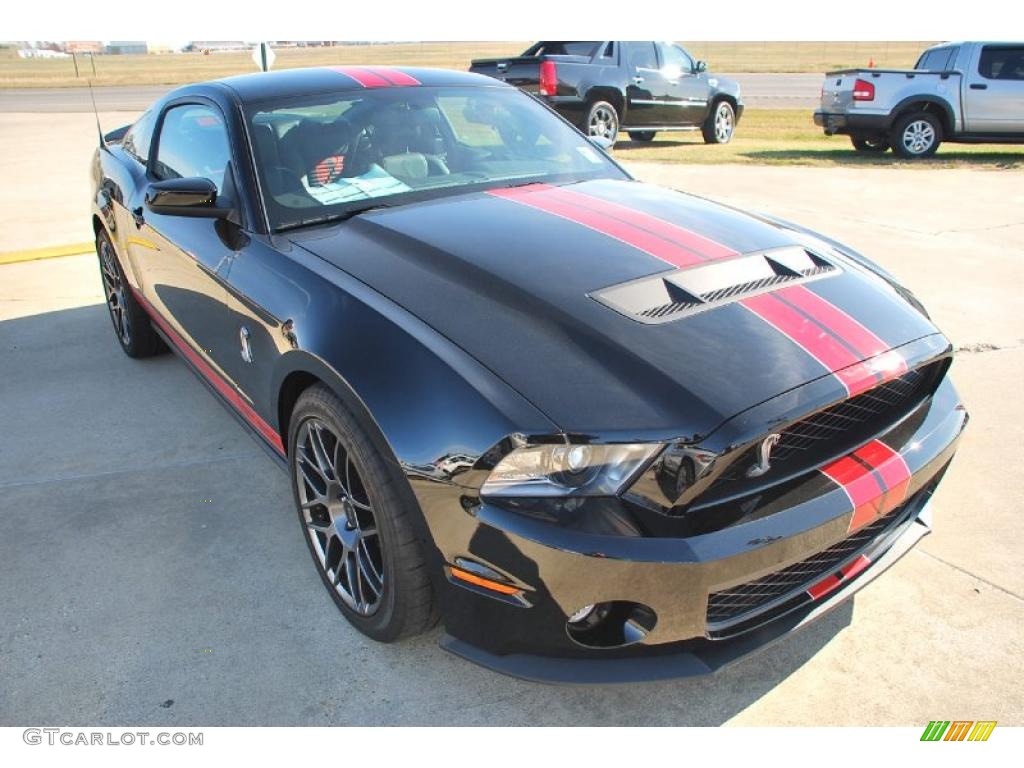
left=480, top=443, right=663, bottom=498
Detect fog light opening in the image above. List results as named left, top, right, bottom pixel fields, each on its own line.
left=565, top=601, right=657, bottom=649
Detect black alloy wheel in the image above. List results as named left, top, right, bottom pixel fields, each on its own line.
left=95, top=230, right=164, bottom=358
left=289, top=385, right=437, bottom=641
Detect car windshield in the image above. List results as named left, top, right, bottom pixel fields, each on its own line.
left=247, top=85, right=626, bottom=231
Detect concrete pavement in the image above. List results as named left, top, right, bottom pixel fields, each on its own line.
left=0, top=165, right=1021, bottom=725
left=0, top=74, right=819, bottom=113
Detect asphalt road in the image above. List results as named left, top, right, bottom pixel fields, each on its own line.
left=0, top=162, right=1021, bottom=725
left=0, top=73, right=821, bottom=112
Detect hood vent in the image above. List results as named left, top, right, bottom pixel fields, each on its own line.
left=592, top=247, right=839, bottom=325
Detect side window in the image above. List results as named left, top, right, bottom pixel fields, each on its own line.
left=601, top=42, right=615, bottom=59
left=153, top=104, right=232, bottom=190
left=658, top=43, right=694, bottom=76
left=979, top=46, right=1024, bottom=80
left=122, top=110, right=155, bottom=165
left=626, top=42, right=658, bottom=71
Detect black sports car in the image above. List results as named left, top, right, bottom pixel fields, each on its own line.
left=91, top=66, right=967, bottom=683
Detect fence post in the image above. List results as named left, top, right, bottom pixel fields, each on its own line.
left=72, top=52, right=79, bottom=78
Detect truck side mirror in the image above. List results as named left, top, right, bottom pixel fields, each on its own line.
left=695, top=60, right=707, bottom=74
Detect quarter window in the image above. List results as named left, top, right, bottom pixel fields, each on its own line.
left=979, top=46, right=1024, bottom=80
left=122, top=110, right=155, bottom=165
left=153, top=104, right=232, bottom=190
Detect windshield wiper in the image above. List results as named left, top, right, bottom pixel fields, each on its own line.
left=276, top=202, right=390, bottom=233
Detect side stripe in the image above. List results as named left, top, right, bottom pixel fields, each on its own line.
left=820, top=439, right=912, bottom=532
left=130, top=287, right=285, bottom=455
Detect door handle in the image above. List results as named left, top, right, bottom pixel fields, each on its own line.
left=131, top=206, right=145, bottom=228
left=633, top=76, right=644, bottom=85
left=970, top=83, right=988, bottom=90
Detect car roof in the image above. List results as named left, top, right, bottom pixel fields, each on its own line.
left=174, top=66, right=506, bottom=105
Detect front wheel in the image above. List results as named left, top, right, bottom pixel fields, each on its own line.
left=890, top=112, right=942, bottom=159
left=850, top=135, right=889, bottom=153
left=96, top=229, right=164, bottom=358
left=702, top=100, right=736, bottom=144
left=289, top=385, right=437, bottom=642
left=585, top=100, right=619, bottom=142
left=628, top=131, right=656, bottom=142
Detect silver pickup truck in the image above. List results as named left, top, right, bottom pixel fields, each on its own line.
left=814, top=41, right=1024, bottom=158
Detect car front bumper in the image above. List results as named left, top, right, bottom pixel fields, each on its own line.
left=421, top=375, right=966, bottom=684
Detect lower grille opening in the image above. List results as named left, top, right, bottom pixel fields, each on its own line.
left=705, top=473, right=942, bottom=638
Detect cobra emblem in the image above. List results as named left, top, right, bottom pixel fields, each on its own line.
left=746, top=433, right=782, bottom=478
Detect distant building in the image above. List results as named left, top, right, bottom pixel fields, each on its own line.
left=105, top=41, right=148, bottom=55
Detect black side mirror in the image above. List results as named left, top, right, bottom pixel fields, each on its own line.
left=145, top=177, right=231, bottom=219
left=695, top=60, right=708, bottom=74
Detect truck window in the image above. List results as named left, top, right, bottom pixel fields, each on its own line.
left=530, top=41, right=602, bottom=57
left=658, top=43, right=694, bottom=75
left=601, top=42, right=615, bottom=59
left=979, top=46, right=1024, bottom=80
left=625, top=42, right=658, bottom=71
left=915, top=47, right=957, bottom=71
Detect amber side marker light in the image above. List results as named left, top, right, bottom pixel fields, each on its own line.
left=449, top=566, right=522, bottom=595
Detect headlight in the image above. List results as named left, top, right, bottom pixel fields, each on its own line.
left=479, top=443, right=663, bottom=498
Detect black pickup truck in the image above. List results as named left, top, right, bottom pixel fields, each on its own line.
left=470, top=41, right=743, bottom=143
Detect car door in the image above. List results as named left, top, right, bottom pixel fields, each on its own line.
left=623, top=41, right=671, bottom=127
left=128, top=100, right=241, bottom=388
left=963, top=44, right=1024, bottom=133
left=656, top=43, right=711, bottom=126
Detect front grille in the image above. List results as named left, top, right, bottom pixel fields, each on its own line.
left=706, top=504, right=907, bottom=626
left=707, top=362, right=940, bottom=496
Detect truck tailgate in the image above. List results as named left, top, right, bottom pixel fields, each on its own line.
left=469, top=57, right=543, bottom=91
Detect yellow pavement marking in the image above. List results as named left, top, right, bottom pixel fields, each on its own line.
left=0, top=242, right=94, bottom=266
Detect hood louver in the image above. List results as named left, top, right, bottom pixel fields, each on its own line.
left=591, top=247, right=839, bottom=324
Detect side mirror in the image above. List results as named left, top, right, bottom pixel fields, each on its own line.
left=145, top=177, right=231, bottom=218
left=695, top=60, right=708, bottom=74
left=588, top=135, right=615, bottom=152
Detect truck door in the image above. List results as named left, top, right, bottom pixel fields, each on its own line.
left=963, top=44, right=1024, bottom=133
left=623, top=41, right=669, bottom=127
left=657, top=43, right=711, bottom=126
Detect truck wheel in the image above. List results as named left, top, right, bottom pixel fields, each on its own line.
left=628, top=131, right=657, bottom=142
left=890, top=112, right=942, bottom=159
left=702, top=100, right=735, bottom=144
left=850, top=135, right=889, bottom=153
left=585, top=101, right=619, bottom=142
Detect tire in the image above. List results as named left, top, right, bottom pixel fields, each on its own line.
left=585, top=100, right=619, bottom=142
left=702, top=100, right=736, bottom=144
left=890, top=111, right=942, bottom=159
left=96, top=229, right=164, bottom=358
left=850, top=135, right=889, bottom=153
left=628, top=131, right=656, bottom=142
left=289, top=384, right=437, bottom=642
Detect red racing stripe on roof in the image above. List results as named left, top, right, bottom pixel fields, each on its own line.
left=488, top=185, right=710, bottom=269
left=328, top=66, right=392, bottom=88
left=369, top=67, right=421, bottom=86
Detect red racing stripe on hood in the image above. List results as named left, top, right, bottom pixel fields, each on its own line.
left=489, top=185, right=712, bottom=269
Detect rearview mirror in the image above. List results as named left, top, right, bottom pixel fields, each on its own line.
left=145, top=177, right=231, bottom=218
left=695, top=60, right=707, bottom=73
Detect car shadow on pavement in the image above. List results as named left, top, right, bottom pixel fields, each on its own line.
left=0, top=303, right=855, bottom=726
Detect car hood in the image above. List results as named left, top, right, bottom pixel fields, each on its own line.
left=288, top=178, right=940, bottom=438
